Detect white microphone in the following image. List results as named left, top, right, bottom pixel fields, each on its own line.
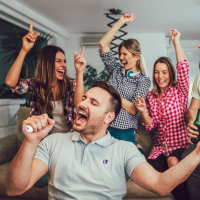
left=25, top=114, right=53, bottom=133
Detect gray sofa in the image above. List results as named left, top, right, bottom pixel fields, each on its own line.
left=0, top=107, right=174, bottom=200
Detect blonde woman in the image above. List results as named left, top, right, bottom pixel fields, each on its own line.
left=99, top=13, right=150, bottom=146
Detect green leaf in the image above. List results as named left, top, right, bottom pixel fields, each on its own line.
left=82, top=65, right=110, bottom=90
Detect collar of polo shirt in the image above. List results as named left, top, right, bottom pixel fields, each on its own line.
left=71, top=131, right=113, bottom=147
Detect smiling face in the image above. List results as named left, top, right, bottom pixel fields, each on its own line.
left=73, top=87, right=114, bottom=135
left=154, top=62, right=170, bottom=91
left=119, top=46, right=140, bottom=71
left=55, top=51, right=67, bottom=80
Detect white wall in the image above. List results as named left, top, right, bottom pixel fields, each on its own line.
left=65, top=34, right=104, bottom=79
left=167, top=39, right=200, bottom=106
left=65, top=33, right=167, bottom=90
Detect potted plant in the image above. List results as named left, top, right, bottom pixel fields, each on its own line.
left=83, top=64, right=110, bottom=90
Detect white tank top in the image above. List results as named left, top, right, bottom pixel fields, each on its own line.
left=50, top=100, right=69, bottom=134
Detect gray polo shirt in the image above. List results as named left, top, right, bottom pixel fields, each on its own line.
left=34, top=131, right=146, bottom=200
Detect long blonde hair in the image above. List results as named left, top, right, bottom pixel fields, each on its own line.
left=152, top=56, right=176, bottom=94
left=34, top=45, right=73, bottom=115
left=118, top=39, right=146, bottom=75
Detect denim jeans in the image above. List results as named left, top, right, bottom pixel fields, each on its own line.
left=107, top=127, right=144, bottom=154
left=108, top=127, right=136, bottom=144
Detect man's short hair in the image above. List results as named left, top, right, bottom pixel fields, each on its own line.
left=92, top=81, right=122, bottom=119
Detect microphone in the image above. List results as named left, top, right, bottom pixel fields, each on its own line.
left=25, top=114, right=53, bottom=133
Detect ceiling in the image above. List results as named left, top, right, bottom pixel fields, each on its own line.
left=16, top=0, right=200, bottom=40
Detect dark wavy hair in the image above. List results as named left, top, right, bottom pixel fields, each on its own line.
left=92, top=81, right=121, bottom=119
left=34, top=45, right=73, bottom=115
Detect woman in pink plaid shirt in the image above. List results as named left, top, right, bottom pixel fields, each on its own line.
left=135, top=29, right=190, bottom=200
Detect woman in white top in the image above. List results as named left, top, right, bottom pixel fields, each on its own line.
left=5, top=21, right=86, bottom=187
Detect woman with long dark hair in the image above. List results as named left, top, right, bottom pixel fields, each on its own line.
left=6, top=21, right=86, bottom=134
left=5, top=21, right=86, bottom=188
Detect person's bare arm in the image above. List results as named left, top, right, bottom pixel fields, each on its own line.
left=5, top=114, right=54, bottom=196
left=5, top=21, right=40, bottom=87
left=186, top=97, right=200, bottom=144
left=74, top=47, right=86, bottom=107
left=121, top=97, right=136, bottom=115
left=131, top=143, right=200, bottom=196
left=99, top=13, right=137, bottom=53
left=135, top=96, right=152, bottom=125
left=169, top=29, right=186, bottom=63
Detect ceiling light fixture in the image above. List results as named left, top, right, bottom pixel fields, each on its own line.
left=109, top=8, right=122, bottom=15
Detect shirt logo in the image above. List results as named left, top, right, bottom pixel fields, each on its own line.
left=103, top=159, right=108, bottom=164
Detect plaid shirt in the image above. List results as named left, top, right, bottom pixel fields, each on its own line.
left=142, top=60, right=190, bottom=160
left=99, top=50, right=151, bottom=132
left=11, top=78, right=77, bottom=130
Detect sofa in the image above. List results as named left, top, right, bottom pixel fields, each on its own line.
left=0, top=107, right=175, bottom=200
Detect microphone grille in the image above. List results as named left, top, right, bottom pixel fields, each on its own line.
left=48, top=114, right=53, bottom=119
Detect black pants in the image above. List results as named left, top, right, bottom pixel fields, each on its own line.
left=148, top=151, right=189, bottom=200
left=181, top=144, right=200, bottom=200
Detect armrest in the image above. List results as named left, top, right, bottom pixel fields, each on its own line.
left=0, top=134, right=18, bottom=165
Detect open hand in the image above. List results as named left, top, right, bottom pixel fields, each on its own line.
left=135, top=95, right=147, bottom=113
left=22, top=114, right=55, bottom=144
left=169, top=29, right=181, bottom=45
left=186, top=122, right=199, bottom=144
left=22, top=21, right=40, bottom=53
left=119, top=13, right=137, bottom=24
left=74, top=47, right=87, bottom=73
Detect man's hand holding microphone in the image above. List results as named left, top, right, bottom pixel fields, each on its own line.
left=22, top=114, right=55, bottom=144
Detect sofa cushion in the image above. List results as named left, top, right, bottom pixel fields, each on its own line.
left=0, top=134, right=18, bottom=165
left=136, top=112, right=155, bottom=159
left=17, top=107, right=30, bottom=149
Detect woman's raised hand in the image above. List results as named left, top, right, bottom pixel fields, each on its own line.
left=169, top=29, right=181, bottom=45
left=119, top=13, right=137, bottom=24
left=22, top=21, right=40, bottom=53
left=74, top=47, right=87, bottom=73
left=135, top=95, right=147, bottom=113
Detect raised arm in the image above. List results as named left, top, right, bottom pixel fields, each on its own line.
left=74, top=47, right=86, bottom=107
left=99, top=13, right=137, bottom=53
left=169, top=29, right=186, bottom=63
left=170, top=29, right=189, bottom=96
left=5, top=114, right=54, bottom=196
left=131, top=142, right=200, bottom=196
left=5, top=21, right=40, bottom=87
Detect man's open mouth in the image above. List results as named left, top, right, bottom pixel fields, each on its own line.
left=76, top=110, right=88, bottom=125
